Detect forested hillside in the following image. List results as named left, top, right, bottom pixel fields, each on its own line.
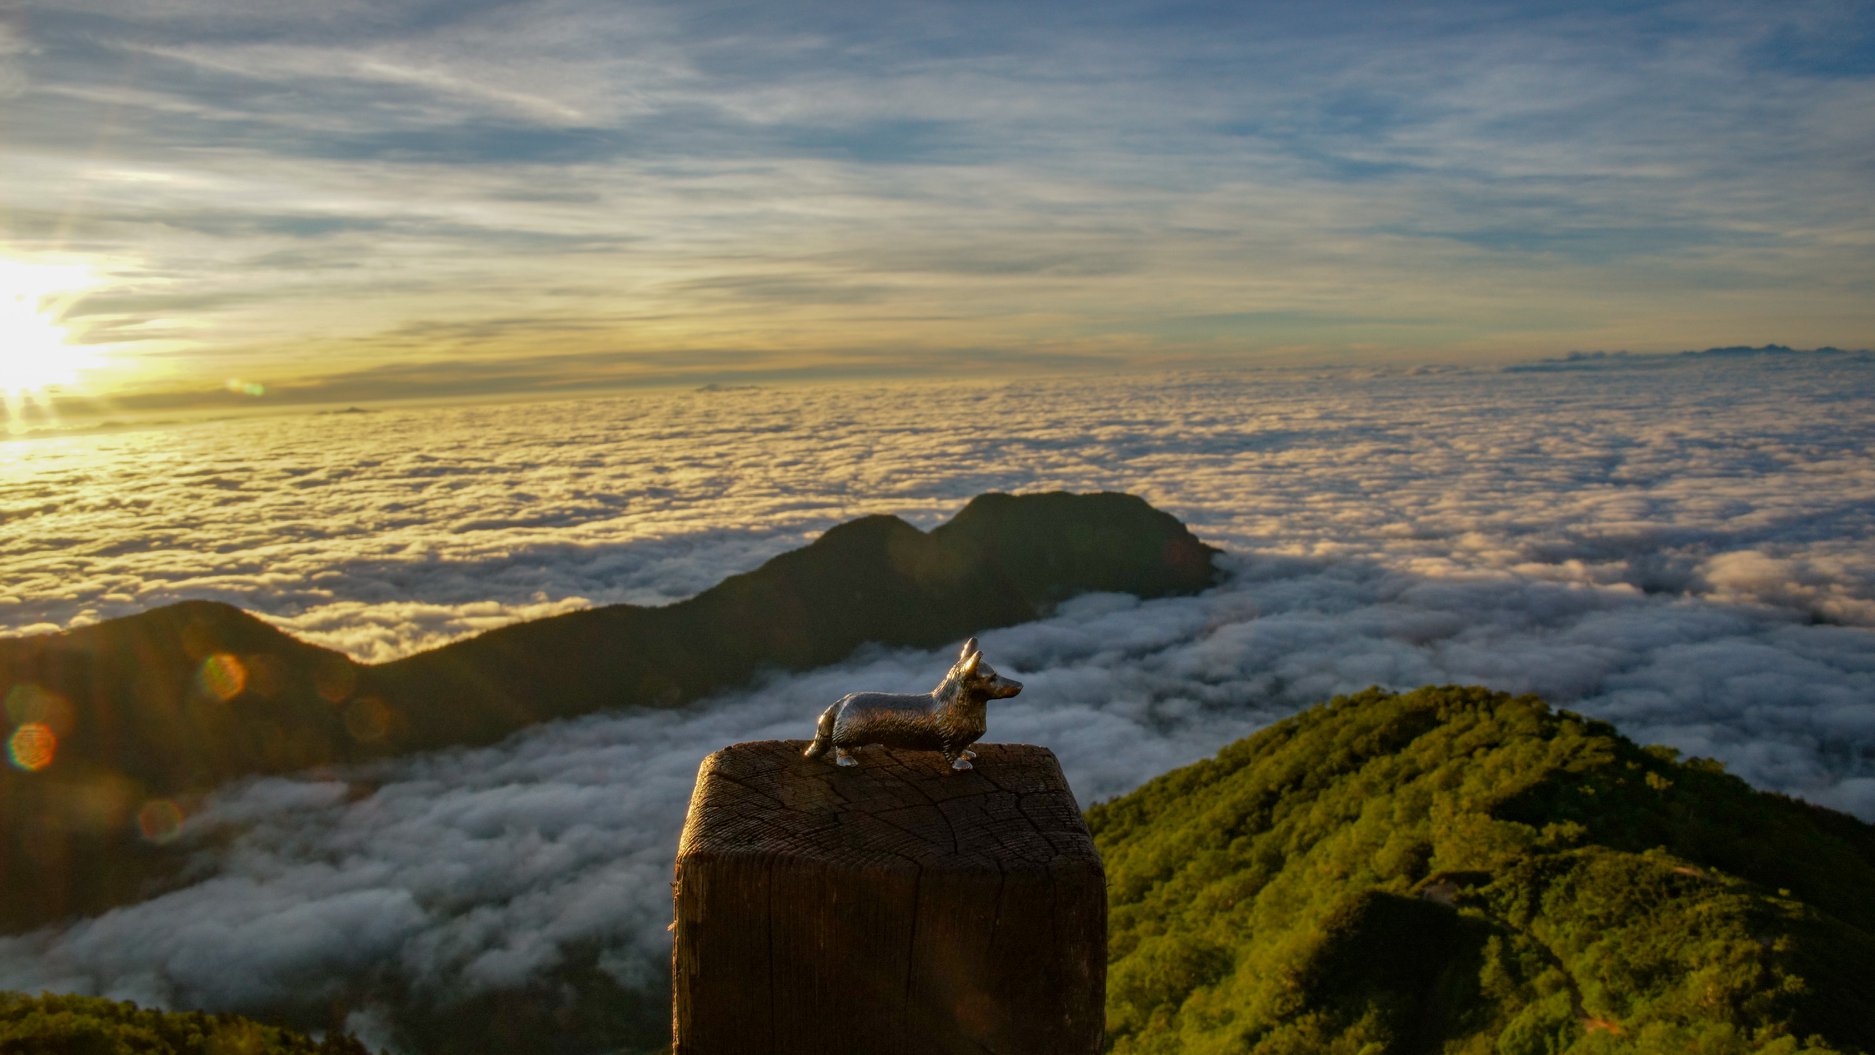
left=0, top=992, right=374, bottom=1054
left=1089, top=685, right=1875, bottom=1054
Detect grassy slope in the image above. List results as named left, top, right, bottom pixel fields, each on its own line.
left=1089, top=685, right=1875, bottom=1055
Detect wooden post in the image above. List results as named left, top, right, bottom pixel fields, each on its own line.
left=672, top=741, right=1105, bottom=1055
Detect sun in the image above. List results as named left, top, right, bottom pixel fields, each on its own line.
left=1, top=293, right=79, bottom=390
left=0, top=258, right=103, bottom=431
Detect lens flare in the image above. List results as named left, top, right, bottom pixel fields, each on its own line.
left=137, top=799, right=185, bottom=844
left=197, top=653, right=248, bottom=702
left=344, top=696, right=391, bottom=742
left=8, top=722, right=56, bottom=772
left=314, top=656, right=358, bottom=703
left=5, top=683, right=76, bottom=736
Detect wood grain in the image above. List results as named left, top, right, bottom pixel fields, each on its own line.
left=673, top=741, right=1105, bottom=1055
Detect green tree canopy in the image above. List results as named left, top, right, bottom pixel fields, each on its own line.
left=1090, top=685, right=1875, bottom=1055
left=0, top=992, right=375, bottom=1055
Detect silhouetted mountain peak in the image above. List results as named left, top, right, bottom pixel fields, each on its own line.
left=391, top=491, right=1218, bottom=740
left=14, top=599, right=291, bottom=659
left=808, top=511, right=922, bottom=546
left=934, top=490, right=1217, bottom=607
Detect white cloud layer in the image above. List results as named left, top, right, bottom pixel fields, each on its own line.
left=7, top=358, right=1872, bottom=654
left=1, top=356, right=1873, bottom=1045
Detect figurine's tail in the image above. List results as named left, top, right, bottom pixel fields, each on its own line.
left=802, top=704, right=837, bottom=759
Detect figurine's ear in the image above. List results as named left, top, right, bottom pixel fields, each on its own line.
left=959, top=637, right=979, bottom=661
left=959, top=651, right=981, bottom=676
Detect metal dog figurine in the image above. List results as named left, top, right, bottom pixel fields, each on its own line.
left=803, top=637, right=1022, bottom=770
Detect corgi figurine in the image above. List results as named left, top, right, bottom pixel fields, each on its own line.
left=803, top=637, right=1022, bottom=770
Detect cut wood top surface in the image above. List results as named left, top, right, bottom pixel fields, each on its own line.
left=679, top=741, right=1098, bottom=875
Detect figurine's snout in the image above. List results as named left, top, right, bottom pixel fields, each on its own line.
left=995, top=678, right=1023, bottom=699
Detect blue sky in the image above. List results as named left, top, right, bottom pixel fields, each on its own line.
left=2, top=0, right=1872, bottom=408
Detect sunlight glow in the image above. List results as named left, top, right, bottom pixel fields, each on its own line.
left=0, top=258, right=104, bottom=433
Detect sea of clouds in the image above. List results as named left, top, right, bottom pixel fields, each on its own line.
left=2, top=357, right=1873, bottom=1048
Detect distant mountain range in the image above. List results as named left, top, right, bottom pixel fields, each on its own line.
left=1092, top=685, right=1875, bottom=1053
left=0, top=490, right=1218, bottom=929
left=1504, top=344, right=1874, bottom=372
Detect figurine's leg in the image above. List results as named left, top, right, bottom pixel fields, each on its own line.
left=943, top=742, right=976, bottom=771
left=835, top=746, right=859, bottom=767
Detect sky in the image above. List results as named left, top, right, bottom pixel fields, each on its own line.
left=2, top=0, right=1872, bottom=417
left=2, top=359, right=1873, bottom=1052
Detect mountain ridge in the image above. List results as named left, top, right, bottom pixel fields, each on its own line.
left=0, top=490, right=1218, bottom=929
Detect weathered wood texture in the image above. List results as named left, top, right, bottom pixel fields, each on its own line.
left=673, top=741, right=1105, bottom=1055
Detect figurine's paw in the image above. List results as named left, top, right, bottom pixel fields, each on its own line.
left=835, top=750, right=859, bottom=767
left=950, top=757, right=974, bottom=771
left=960, top=749, right=977, bottom=760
